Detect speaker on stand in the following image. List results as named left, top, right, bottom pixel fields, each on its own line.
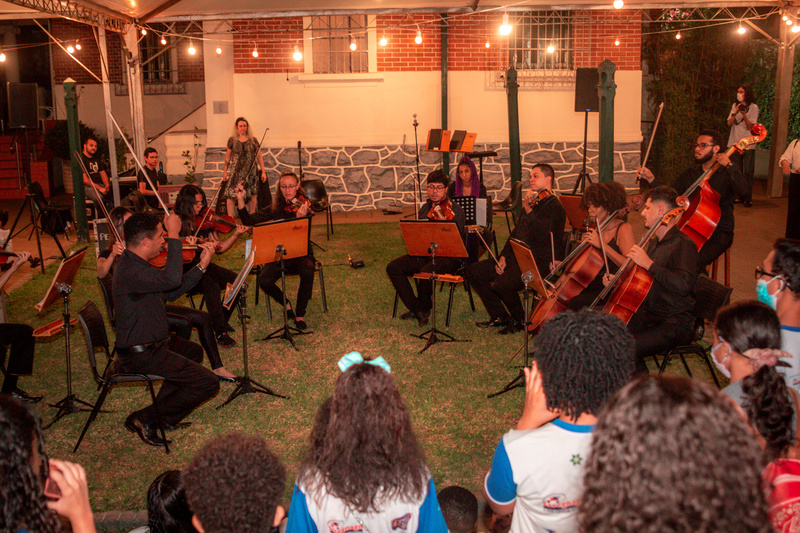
left=572, top=69, right=599, bottom=194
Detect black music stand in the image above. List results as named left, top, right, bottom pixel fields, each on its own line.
left=253, top=217, right=312, bottom=350
left=399, top=221, right=469, bottom=353
left=488, top=239, right=550, bottom=398
left=218, top=248, right=287, bottom=408
left=35, top=248, right=94, bottom=427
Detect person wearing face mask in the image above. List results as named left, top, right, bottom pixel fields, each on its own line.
left=758, top=239, right=800, bottom=393
left=712, top=300, right=796, bottom=461
left=726, top=85, right=759, bottom=207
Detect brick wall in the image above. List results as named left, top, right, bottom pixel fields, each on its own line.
left=574, top=10, right=642, bottom=71
left=447, top=12, right=507, bottom=72
left=232, top=18, right=304, bottom=74
left=377, top=14, right=442, bottom=72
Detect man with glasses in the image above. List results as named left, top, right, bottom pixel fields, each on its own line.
left=638, top=130, right=746, bottom=269
left=757, top=239, right=800, bottom=393
left=386, top=169, right=465, bottom=327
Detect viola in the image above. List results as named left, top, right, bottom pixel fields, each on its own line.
left=677, top=124, right=767, bottom=251
left=194, top=207, right=236, bottom=234
left=0, top=249, right=41, bottom=268
left=528, top=198, right=642, bottom=334
left=590, top=200, right=688, bottom=325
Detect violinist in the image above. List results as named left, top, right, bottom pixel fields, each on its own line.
left=386, top=169, right=466, bottom=327
left=235, top=171, right=316, bottom=331
left=564, top=181, right=635, bottom=310
left=448, top=155, right=492, bottom=264
left=174, top=185, right=249, bottom=348
left=619, top=186, right=699, bottom=376
left=639, top=130, right=746, bottom=269
left=464, top=164, right=566, bottom=335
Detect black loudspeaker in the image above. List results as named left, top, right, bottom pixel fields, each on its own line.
left=7, top=82, right=38, bottom=129
left=574, top=68, right=599, bottom=113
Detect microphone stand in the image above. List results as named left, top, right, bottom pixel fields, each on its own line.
left=405, top=114, right=423, bottom=219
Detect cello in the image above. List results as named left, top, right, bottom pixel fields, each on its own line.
left=678, top=124, right=766, bottom=250
left=527, top=197, right=642, bottom=334
left=590, top=199, right=688, bottom=325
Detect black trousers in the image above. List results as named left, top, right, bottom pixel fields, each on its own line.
left=194, top=263, right=237, bottom=336
left=165, top=305, right=224, bottom=370
left=259, top=255, right=315, bottom=317
left=697, top=229, right=733, bottom=271
left=628, top=312, right=694, bottom=376
left=787, top=173, right=800, bottom=240
left=730, top=150, right=755, bottom=202
left=0, top=323, right=35, bottom=393
left=464, top=257, right=526, bottom=323
left=386, top=255, right=462, bottom=314
left=119, top=335, right=219, bottom=426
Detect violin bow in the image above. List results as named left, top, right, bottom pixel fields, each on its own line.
left=636, top=102, right=664, bottom=183
left=107, top=110, right=170, bottom=216
left=549, top=232, right=556, bottom=270
left=235, top=126, right=270, bottom=188
left=74, top=151, right=122, bottom=243
left=467, top=225, right=502, bottom=269
left=193, top=185, right=225, bottom=239
left=595, top=219, right=610, bottom=275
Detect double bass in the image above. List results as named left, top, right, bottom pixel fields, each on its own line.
left=678, top=124, right=766, bottom=250
left=527, top=198, right=642, bottom=334
left=590, top=199, right=688, bottom=325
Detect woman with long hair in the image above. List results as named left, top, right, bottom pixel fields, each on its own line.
left=0, top=396, right=96, bottom=533
left=712, top=299, right=796, bottom=460
left=173, top=184, right=248, bottom=348
left=726, top=84, right=758, bottom=206
left=286, top=357, right=447, bottom=531
left=223, top=117, right=268, bottom=215
left=448, top=155, right=492, bottom=263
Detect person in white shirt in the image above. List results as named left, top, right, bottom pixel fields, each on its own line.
left=726, top=84, right=759, bottom=207
left=780, top=139, right=800, bottom=239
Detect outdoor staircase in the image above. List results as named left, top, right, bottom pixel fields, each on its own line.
left=0, top=133, right=47, bottom=199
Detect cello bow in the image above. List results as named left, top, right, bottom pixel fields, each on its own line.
left=636, top=102, right=664, bottom=183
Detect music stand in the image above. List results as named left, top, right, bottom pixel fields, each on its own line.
left=253, top=217, right=312, bottom=350
left=488, top=240, right=551, bottom=398
left=399, top=221, right=469, bottom=353
left=35, top=247, right=93, bottom=427
left=218, top=248, right=287, bottom=408
left=451, top=196, right=488, bottom=227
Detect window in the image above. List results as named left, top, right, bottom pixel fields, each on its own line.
left=310, top=15, right=368, bottom=74
left=140, top=31, right=175, bottom=84
left=508, top=11, right=574, bottom=70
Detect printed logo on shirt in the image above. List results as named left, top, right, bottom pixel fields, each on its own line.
left=88, top=161, right=99, bottom=173
left=542, top=493, right=580, bottom=513
left=326, top=521, right=362, bottom=533
left=391, top=513, right=412, bottom=530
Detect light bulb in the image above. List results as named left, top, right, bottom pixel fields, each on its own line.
left=788, top=19, right=794, bottom=25
left=415, top=30, right=422, bottom=45
left=675, top=32, right=681, bottom=40
left=547, top=44, right=555, bottom=53
left=216, top=46, right=222, bottom=55
left=293, top=45, right=303, bottom=61
left=252, top=48, right=258, bottom=58
left=793, top=25, right=800, bottom=33
left=67, top=44, right=75, bottom=54
left=0, top=52, right=6, bottom=62
left=75, top=42, right=81, bottom=50
left=379, top=35, right=387, bottom=46
left=499, top=13, right=512, bottom=35
left=160, top=36, right=167, bottom=45
left=485, top=41, right=490, bottom=48
left=188, top=40, right=196, bottom=55
left=614, top=38, right=620, bottom=46
left=613, top=0, right=624, bottom=9
left=141, top=28, right=147, bottom=36
left=349, top=38, right=357, bottom=51
left=737, top=24, right=746, bottom=34
left=784, top=15, right=789, bottom=21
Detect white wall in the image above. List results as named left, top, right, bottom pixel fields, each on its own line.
left=203, top=21, right=235, bottom=150
left=203, top=69, right=642, bottom=149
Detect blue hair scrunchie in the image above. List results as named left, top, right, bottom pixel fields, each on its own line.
left=337, top=351, right=391, bottom=374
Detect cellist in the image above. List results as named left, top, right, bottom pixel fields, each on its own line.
left=611, top=186, right=699, bottom=376
left=638, top=130, right=746, bottom=269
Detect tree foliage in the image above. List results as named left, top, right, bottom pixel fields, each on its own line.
left=747, top=41, right=800, bottom=152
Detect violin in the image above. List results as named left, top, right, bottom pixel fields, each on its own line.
left=677, top=124, right=766, bottom=251
left=148, top=239, right=200, bottom=268
left=194, top=207, right=236, bottom=234
left=0, top=249, right=41, bottom=268
left=286, top=189, right=311, bottom=214
left=590, top=199, right=688, bottom=325
left=523, top=189, right=554, bottom=210
left=527, top=198, right=642, bottom=334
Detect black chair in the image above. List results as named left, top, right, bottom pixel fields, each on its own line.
left=254, top=259, right=328, bottom=315
left=655, top=274, right=732, bottom=388
left=121, top=190, right=160, bottom=215
left=97, top=276, right=116, bottom=331
left=302, top=179, right=333, bottom=240
left=73, top=301, right=168, bottom=454
left=493, top=181, right=523, bottom=234
left=29, top=181, right=73, bottom=237
left=392, top=274, right=475, bottom=328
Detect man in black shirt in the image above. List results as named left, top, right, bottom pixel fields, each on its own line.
left=113, top=212, right=219, bottom=446
left=639, top=130, right=746, bottom=269
left=464, top=163, right=566, bottom=335
left=137, top=147, right=161, bottom=209
left=80, top=134, right=112, bottom=208
left=623, top=186, right=699, bottom=375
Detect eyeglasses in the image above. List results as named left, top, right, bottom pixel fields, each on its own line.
left=693, top=143, right=714, bottom=149
left=755, top=266, right=780, bottom=280
left=280, top=184, right=298, bottom=190
left=426, top=184, right=445, bottom=191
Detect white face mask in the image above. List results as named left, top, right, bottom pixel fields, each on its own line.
left=711, top=339, right=731, bottom=379
left=737, top=93, right=744, bottom=103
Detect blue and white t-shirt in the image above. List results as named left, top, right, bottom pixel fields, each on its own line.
left=484, top=419, right=594, bottom=533
left=780, top=326, right=800, bottom=394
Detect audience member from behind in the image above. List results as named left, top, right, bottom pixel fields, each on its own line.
left=287, top=354, right=448, bottom=532
left=130, top=470, right=197, bottom=533
left=578, top=376, right=771, bottom=533
left=438, top=486, right=478, bottom=533
left=0, top=395, right=97, bottom=533
left=758, top=238, right=800, bottom=393
left=712, top=300, right=796, bottom=460
left=183, top=433, right=286, bottom=533
left=483, top=310, right=633, bottom=533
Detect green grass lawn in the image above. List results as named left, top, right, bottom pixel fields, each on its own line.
left=7, top=216, right=724, bottom=512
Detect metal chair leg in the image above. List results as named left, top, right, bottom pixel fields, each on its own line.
left=73, top=382, right=111, bottom=453
left=446, top=283, right=456, bottom=327
left=317, top=261, right=328, bottom=313
left=392, top=291, right=400, bottom=318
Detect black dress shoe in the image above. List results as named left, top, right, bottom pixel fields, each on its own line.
left=284, top=305, right=296, bottom=320
left=216, top=374, right=238, bottom=383
left=415, top=310, right=430, bottom=327
left=294, top=318, right=308, bottom=331
left=9, top=388, right=43, bottom=404
left=399, top=310, right=416, bottom=320
left=499, top=320, right=523, bottom=335
left=476, top=317, right=509, bottom=328
left=124, top=414, right=170, bottom=447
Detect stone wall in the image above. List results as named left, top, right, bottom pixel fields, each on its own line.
left=202, top=142, right=641, bottom=211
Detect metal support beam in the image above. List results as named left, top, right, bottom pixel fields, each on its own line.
left=441, top=13, right=449, bottom=176
left=140, top=0, right=184, bottom=23
left=506, top=66, right=522, bottom=218
left=123, top=25, right=147, bottom=165
left=64, top=79, right=88, bottom=242
left=768, top=7, right=795, bottom=199
left=2, top=0, right=130, bottom=32
left=98, top=20, right=120, bottom=206
left=598, top=60, right=616, bottom=183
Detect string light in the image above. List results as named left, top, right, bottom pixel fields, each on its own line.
left=787, top=18, right=794, bottom=26
left=66, top=43, right=75, bottom=54
left=547, top=43, right=555, bottom=53
left=737, top=22, right=746, bottom=34
left=793, top=24, right=800, bottom=33
left=349, top=36, right=357, bottom=51
left=188, top=40, right=196, bottom=55
left=0, top=52, right=6, bottom=62
left=675, top=32, right=681, bottom=40
left=485, top=41, right=490, bottom=48
left=379, top=35, right=387, bottom=46
left=141, top=27, right=147, bottom=36
left=252, top=42, right=258, bottom=58
left=613, top=0, right=624, bottom=9
left=614, top=37, right=620, bottom=46
left=499, top=13, right=512, bottom=35
left=784, top=14, right=789, bottom=21
left=215, top=46, right=222, bottom=55
left=293, top=44, right=303, bottom=61
left=415, top=30, right=422, bottom=45
left=160, top=34, right=167, bottom=45
left=75, top=42, right=81, bottom=50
